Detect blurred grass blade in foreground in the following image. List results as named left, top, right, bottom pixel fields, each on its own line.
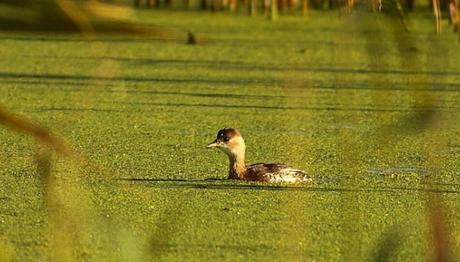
left=427, top=195, right=451, bottom=262
left=0, top=106, right=73, bottom=157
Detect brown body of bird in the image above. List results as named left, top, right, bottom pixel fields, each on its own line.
left=207, top=128, right=311, bottom=183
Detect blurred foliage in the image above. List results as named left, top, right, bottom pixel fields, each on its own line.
left=0, top=0, right=459, bottom=260
left=0, top=0, right=189, bottom=40
left=0, top=107, right=73, bottom=157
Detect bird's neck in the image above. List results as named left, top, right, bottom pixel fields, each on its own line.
left=228, top=153, right=246, bottom=179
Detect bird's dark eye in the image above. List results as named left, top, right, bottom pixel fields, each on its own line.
left=223, top=136, right=230, bottom=142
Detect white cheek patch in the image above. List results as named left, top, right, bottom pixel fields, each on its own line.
left=218, top=136, right=245, bottom=157
left=218, top=146, right=232, bottom=155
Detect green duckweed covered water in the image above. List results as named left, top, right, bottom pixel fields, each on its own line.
left=0, top=9, right=459, bottom=261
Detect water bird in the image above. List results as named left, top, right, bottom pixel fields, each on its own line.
left=207, top=128, right=311, bottom=183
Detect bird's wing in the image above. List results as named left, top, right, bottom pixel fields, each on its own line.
left=246, top=163, right=310, bottom=182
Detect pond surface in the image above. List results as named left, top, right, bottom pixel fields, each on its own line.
left=0, top=9, right=459, bottom=261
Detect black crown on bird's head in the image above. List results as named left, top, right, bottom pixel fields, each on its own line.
left=207, top=127, right=244, bottom=150
left=216, top=127, right=241, bottom=142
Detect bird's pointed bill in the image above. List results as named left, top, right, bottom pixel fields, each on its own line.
left=206, top=139, right=220, bottom=148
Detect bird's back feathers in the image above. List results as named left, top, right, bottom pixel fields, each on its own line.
left=245, top=163, right=311, bottom=183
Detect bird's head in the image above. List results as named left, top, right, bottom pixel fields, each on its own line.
left=207, top=127, right=246, bottom=157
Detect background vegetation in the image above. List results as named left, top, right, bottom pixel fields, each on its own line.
left=0, top=1, right=459, bottom=261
